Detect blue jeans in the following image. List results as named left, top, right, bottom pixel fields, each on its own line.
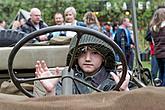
left=157, top=58, right=165, bottom=86
left=115, top=49, right=134, bottom=70
left=151, top=55, right=159, bottom=79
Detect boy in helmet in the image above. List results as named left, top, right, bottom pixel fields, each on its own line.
left=34, top=34, right=130, bottom=96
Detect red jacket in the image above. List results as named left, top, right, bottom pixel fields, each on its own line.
left=150, top=42, right=155, bottom=56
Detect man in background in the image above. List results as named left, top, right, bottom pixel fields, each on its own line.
left=20, top=8, right=48, bottom=42
left=114, top=18, right=135, bottom=70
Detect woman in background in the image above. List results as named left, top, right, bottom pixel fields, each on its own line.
left=83, top=11, right=101, bottom=31
left=64, top=6, right=86, bottom=37
left=150, top=7, right=165, bottom=86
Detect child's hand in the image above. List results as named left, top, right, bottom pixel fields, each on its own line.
left=110, top=69, right=130, bottom=91
left=35, top=60, right=61, bottom=93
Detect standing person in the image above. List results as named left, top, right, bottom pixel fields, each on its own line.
left=110, top=21, right=119, bottom=40
left=20, top=8, right=48, bottom=42
left=127, top=23, right=135, bottom=71
left=145, top=29, right=159, bottom=83
left=150, top=7, right=165, bottom=86
left=102, top=23, right=112, bottom=38
left=83, top=11, right=101, bottom=31
left=64, top=7, right=86, bottom=37
left=150, top=42, right=159, bottom=80
left=34, top=34, right=130, bottom=96
left=114, top=18, right=135, bottom=70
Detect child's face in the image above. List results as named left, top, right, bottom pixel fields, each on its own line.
left=77, top=47, right=104, bottom=76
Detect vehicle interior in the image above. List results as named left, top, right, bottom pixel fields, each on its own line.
left=0, top=26, right=164, bottom=110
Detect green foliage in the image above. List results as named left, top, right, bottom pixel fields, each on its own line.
left=0, top=0, right=161, bottom=29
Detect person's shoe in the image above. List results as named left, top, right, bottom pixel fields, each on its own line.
left=154, top=78, right=162, bottom=87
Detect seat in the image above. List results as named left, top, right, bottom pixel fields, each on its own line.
left=0, top=29, right=26, bottom=47
left=0, top=45, right=69, bottom=80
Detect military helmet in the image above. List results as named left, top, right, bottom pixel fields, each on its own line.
left=66, top=34, right=116, bottom=70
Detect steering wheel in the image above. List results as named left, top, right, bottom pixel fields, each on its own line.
left=8, top=26, right=127, bottom=97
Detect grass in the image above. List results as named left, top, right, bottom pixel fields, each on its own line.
left=138, top=29, right=151, bottom=70
left=142, top=61, right=151, bottom=70
left=133, top=60, right=151, bottom=70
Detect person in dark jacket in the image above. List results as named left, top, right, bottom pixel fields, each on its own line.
left=34, top=34, right=130, bottom=96
left=150, top=7, right=165, bottom=86
left=114, top=18, right=135, bottom=70
left=20, top=8, right=48, bottom=42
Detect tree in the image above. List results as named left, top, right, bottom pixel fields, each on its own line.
left=0, top=0, right=161, bottom=29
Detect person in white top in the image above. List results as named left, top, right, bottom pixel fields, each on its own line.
left=64, top=7, right=86, bottom=37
